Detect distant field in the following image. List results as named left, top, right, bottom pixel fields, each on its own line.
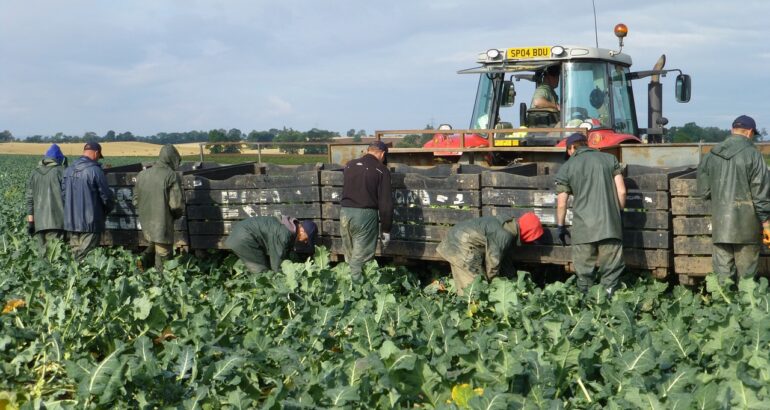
left=4, top=151, right=327, bottom=166
left=0, top=141, right=203, bottom=156
left=0, top=142, right=324, bottom=164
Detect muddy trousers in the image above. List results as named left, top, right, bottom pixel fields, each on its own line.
left=712, top=243, right=759, bottom=281
left=340, top=207, right=379, bottom=281
left=140, top=243, right=173, bottom=272
left=572, top=239, right=624, bottom=294
left=232, top=247, right=270, bottom=274
left=68, top=232, right=101, bottom=260
left=35, top=230, right=65, bottom=255
left=449, top=263, right=485, bottom=297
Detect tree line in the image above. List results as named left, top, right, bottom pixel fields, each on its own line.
left=0, top=123, right=764, bottom=148
left=0, top=128, right=356, bottom=155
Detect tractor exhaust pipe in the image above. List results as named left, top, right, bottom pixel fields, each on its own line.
left=647, top=54, right=667, bottom=143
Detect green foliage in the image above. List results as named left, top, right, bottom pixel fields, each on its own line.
left=396, top=133, right=434, bottom=148
left=273, top=127, right=305, bottom=154
left=0, top=130, right=14, bottom=142
left=208, top=128, right=241, bottom=154
left=246, top=130, right=276, bottom=142
left=305, top=128, right=338, bottom=154
left=670, top=122, right=731, bottom=143
left=2, top=155, right=770, bottom=408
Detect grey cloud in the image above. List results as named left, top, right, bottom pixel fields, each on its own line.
left=0, top=0, right=768, bottom=136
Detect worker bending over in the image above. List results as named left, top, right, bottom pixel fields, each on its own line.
left=225, top=215, right=317, bottom=274
left=436, top=213, right=543, bottom=296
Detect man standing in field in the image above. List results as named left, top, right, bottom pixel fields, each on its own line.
left=133, top=144, right=185, bottom=272
left=697, top=115, right=770, bottom=281
left=225, top=216, right=317, bottom=274
left=25, top=144, right=67, bottom=253
left=436, top=213, right=544, bottom=296
left=62, top=141, right=114, bottom=260
left=340, top=141, right=393, bottom=282
left=555, top=133, right=627, bottom=296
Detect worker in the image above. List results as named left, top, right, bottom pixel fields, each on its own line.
left=339, top=140, right=393, bottom=282
left=531, top=65, right=560, bottom=112
left=25, top=144, right=67, bottom=254
left=555, top=133, right=626, bottom=296
left=133, top=144, right=185, bottom=272
left=697, top=115, right=770, bottom=281
left=224, top=216, right=317, bottom=274
left=436, top=213, right=544, bottom=296
left=62, top=141, right=115, bottom=260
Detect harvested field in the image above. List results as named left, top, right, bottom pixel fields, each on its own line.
left=0, top=141, right=287, bottom=157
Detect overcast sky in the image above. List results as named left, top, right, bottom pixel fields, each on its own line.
left=1, top=0, right=768, bottom=138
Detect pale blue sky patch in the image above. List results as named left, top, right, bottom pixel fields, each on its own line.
left=1, top=0, right=768, bottom=136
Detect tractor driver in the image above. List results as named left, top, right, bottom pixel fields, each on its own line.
left=531, top=65, right=560, bottom=112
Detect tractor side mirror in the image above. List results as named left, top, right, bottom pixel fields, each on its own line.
left=501, top=80, right=516, bottom=107
left=589, top=87, right=605, bottom=109
left=675, top=74, right=691, bottom=103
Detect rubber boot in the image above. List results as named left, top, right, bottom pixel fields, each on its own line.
left=138, top=247, right=155, bottom=272
left=155, top=253, right=169, bottom=272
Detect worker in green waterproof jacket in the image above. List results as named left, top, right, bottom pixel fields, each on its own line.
left=225, top=216, right=318, bottom=274
left=436, top=213, right=544, bottom=296
left=133, top=144, right=184, bottom=272
left=25, top=144, right=67, bottom=254
left=556, top=133, right=627, bottom=296
left=697, top=115, right=770, bottom=281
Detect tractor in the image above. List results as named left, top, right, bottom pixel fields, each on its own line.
left=392, top=24, right=692, bottom=166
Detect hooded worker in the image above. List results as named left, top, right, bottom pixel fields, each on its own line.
left=225, top=216, right=318, bottom=274
left=133, top=144, right=184, bottom=271
left=697, top=115, right=770, bottom=281
left=25, top=144, right=67, bottom=253
left=436, top=213, right=544, bottom=296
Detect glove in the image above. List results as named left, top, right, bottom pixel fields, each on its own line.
left=763, top=227, right=770, bottom=246
left=557, top=225, right=570, bottom=247
left=27, top=221, right=35, bottom=236
left=381, top=232, right=391, bottom=249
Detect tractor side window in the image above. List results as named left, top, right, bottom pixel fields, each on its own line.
left=470, top=74, right=495, bottom=130
left=562, top=62, right=611, bottom=128
left=609, top=65, right=638, bottom=135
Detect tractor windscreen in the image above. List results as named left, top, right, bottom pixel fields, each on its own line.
left=562, top=61, right=638, bottom=136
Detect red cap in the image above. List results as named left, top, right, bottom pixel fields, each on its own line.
left=518, top=212, right=544, bottom=243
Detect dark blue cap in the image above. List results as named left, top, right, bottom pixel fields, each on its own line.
left=564, top=133, right=587, bottom=150
left=83, top=141, right=104, bottom=158
left=301, top=220, right=317, bottom=247
left=732, top=115, right=760, bottom=135
left=368, top=140, right=389, bottom=153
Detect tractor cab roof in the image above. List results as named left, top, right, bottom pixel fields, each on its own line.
left=458, top=45, right=633, bottom=74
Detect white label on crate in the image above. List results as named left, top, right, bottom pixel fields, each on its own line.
left=533, top=192, right=556, bottom=207
left=437, top=195, right=448, bottom=203
left=453, top=194, right=464, bottom=205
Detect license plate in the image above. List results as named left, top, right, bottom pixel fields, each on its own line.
left=506, top=46, right=550, bottom=60
left=493, top=139, right=520, bottom=147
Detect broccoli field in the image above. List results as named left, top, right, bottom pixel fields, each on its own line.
left=1, top=155, right=770, bottom=409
